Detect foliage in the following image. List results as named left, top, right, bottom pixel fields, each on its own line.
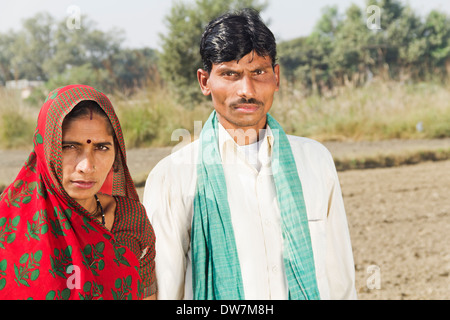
left=0, top=12, right=159, bottom=95
left=158, top=0, right=268, bottom=107
left=277, top=0, right=450, bottom=94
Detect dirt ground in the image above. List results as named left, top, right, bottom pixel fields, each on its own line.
left=339, top=160, right=450, bottom=300
left=1, top=139, right=449, bottom=300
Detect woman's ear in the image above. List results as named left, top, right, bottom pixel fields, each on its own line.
left=112, top=157, right=120, bottom=173
left=197, top=69, right=211, bottom=96
left=113, top=137, right=120, bottom=173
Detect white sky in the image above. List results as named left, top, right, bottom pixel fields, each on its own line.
left=0, top=0, right=449, bottom=49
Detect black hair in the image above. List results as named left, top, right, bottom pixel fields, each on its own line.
left=200, top=8, right=277, bottom=73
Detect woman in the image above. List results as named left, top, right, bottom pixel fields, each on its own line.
left=0, top=85, right=156, bottom=300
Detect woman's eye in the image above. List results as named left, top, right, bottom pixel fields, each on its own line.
left=62, top=144, right=75, bottom=150
left=97, top=145, right=110, bottom=151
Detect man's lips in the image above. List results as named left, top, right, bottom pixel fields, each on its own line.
left=71, top=180, right=96, bottom=189
left=233, top=104, right=260, bottom=113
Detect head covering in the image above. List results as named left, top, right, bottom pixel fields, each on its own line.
left=191, top=111, right=320, bottom=300
left=0, top=85, right=143, bottom=300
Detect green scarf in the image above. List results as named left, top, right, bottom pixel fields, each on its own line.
left=192, top=111, right=320, bottom=300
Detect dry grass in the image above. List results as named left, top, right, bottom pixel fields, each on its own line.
left=271, top=80, right=450, bottom=142
left=1, top=80, right=450, bottom=149
left=0, top=88, right=38, bottom=149
left=111, top=84, right=212, bottom=148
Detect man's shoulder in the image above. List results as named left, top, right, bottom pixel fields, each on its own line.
left=285, top=135, right=337, bottom=174
left=148, top=140, right=199, bottom=178
left=286, top=135, right=332, bottom=157
left=144, top=140, right=199, bottom=205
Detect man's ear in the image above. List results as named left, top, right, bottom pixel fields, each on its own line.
left=197, top=69, right=211, bottom=96
left=274, top=64, right=280, bottom=91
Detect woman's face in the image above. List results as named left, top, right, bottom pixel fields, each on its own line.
left=61, top=114, right=115, bottom=207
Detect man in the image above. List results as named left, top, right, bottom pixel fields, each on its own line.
left=143, top=8, right=357, bottom=300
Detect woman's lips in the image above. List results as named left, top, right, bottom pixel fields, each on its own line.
left=71, top=180, right=96, bottom=189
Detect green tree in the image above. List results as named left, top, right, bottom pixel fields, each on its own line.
left=11, top=12, right=55, bottom=81
left=278, top=0, right=450, bottom=93
left=43, top=16, right=125, bottom=92
left=328, top=4, right=371, bottom=87
left=392, top=6, right=427, bottom=80
left=424, top=10, right=450, bottom=79
left=0, top=11, right=159, bottom=94
left=110, top=48, right=160, bottom=90
left=159, top=0, right=268, bottom=108
left=0, top=32, right=16, bottom=84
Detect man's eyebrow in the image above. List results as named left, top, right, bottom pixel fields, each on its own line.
left=250, top=64, right=272, bottom=71
left=215, top=63, right=271, bottom=72
left=215, top=64, right=239, bottom=71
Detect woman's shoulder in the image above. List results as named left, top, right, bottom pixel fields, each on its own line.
left=112, top=195, right=154, bottom=243
left=114, top=195, right=145, bottom=211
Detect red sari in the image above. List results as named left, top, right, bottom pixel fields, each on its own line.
left=0, top=85, right=152, bottom=300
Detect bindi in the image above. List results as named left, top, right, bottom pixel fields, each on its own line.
left=87, top=139, right=92, bottom=144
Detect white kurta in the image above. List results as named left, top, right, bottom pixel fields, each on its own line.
left=143, top=124, right=357, bottom=300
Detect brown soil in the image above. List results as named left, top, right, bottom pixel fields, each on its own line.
left=339, top=160, right=450, bottom=300
left=1, top=138, right=449, bottom=300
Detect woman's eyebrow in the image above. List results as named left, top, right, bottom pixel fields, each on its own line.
left=61, top=141, right=113, bottom=146
left=61, top=141, right=82, bottom=145
left=93, top=141, right=113, bottom=147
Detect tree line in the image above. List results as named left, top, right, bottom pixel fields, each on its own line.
left=0, top=12, right=159, bottom=95
left=278, top=0, right=450, bottom=95
left=1, top=0, right=449, bottom=104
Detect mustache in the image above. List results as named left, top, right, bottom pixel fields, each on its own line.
left=229, top=98, right=264, bottom=108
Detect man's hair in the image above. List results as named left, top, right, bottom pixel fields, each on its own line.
left=200, top=8, right=277, bottom=73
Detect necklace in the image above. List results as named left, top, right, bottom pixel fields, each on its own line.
left=94, top=194, right=105, bottom=226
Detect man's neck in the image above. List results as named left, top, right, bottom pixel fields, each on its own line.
left=225, top=128, right=261, bottom=146
left=219, top=123, right=268, bottom=146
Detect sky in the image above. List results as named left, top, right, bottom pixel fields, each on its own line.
left=1, top=0, right=450, bottom=50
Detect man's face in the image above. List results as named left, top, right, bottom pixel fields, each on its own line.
left=198, top=51, right=280, bottom=132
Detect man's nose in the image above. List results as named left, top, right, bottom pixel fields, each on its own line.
left=237, top=75, right=256, bottom=99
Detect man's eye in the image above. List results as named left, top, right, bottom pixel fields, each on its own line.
left=223, top=71, right=237, bottom=77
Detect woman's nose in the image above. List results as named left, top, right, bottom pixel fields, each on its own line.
left=76, top=153, right=96, bottom=174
